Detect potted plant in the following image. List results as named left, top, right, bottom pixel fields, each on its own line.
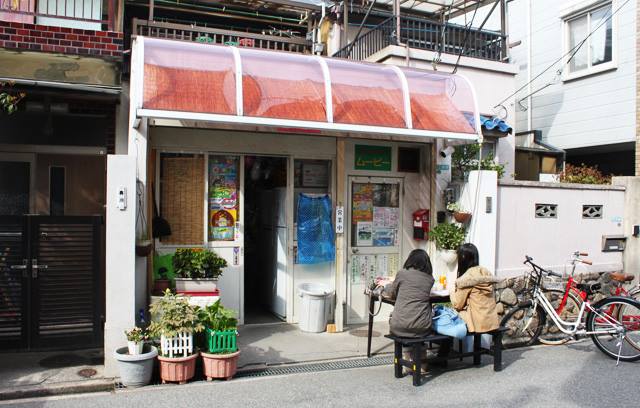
left=149, top=290, right=204, bottom=384
left=198, top=300, right=241, bottom=381
left=114, top=327, right=157, bottom=388
left=430, top=222, right=466, bottom=264
left=173, top=248, right=227, bottom=294
left=447, top=202, right=472, bottom=224
left=153, top=267, right=171, bottom=295
left=125, top=326, right=149, bottom=355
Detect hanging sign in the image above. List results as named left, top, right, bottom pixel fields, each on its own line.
left=335, top=206, right=344, bottom=234
left=354, top=145, right=392, bottom=171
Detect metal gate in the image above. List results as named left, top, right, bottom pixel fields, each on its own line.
left=0, top=215, right=103, bottom=350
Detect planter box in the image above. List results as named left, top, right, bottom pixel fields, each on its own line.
left=175, top=278, right=218, bottom=293
left=201, top=350, right=240, bottom=381
left=158, top=353, right=198, bottom=384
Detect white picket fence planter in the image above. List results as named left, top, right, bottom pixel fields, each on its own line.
left=160, top=332, right=193, bottom=358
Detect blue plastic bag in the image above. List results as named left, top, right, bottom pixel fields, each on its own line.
left=296, top=194, right=335, bottom=264
left=432, top=305, right=468, bottom=340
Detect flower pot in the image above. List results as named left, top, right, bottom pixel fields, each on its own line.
left=128, top=341, right=144, bottom=355
left=453, top=212, right=472, bottom=223
left=158, top=353, right=199, bottom=384
left=153, top=279, right=171, bottom=295
left=114, top=345, right=158, bottom=388
left=201, top=351, right=240, bottom=381
left=440, top=249, right=458, bottom=265
left=135, top=239, right=153, bottom=257
left=175, top=278, right=218, bottom=294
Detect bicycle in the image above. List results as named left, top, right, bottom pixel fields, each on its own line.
left=501, top=255, right=640, bottom=363
left=529, top=251, right=639, bottom=345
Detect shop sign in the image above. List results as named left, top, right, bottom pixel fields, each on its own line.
left=354, top=145, right=391, bottom=171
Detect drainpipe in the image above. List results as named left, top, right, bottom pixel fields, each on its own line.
left=526, top=0, right=532, bottom=132
left=394, top=0, right=409, bottom=65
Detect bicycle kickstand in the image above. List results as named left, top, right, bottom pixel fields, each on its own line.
left=616, top=335, right=625, bottom=367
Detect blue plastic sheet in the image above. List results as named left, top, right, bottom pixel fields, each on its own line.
left=296, top=194, right=335, bottom=264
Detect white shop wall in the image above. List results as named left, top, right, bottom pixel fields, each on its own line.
left=496, top=181, right=625, bottom=277
left=150, top=126, right=337, bottom=324
left=343, top=140, right=432, bottom=323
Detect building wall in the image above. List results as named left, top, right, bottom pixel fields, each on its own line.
left=496, top=180, right=625, bottom=277
left=34, top=154, right=105, bottom=215
left=508, top=0, right=637, bottom=150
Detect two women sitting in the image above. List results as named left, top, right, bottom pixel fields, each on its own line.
left=378, top=243, right=500, bottom=371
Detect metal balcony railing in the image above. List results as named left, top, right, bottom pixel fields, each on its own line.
left=0, top=0, right=115, bottom=30
left=333, top=15, right=506, bottom=62
left=132, top=18, right=311, bottom=54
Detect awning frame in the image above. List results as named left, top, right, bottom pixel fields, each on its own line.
left=131, top=36, right=482, bottom=143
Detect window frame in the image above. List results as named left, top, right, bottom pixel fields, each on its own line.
left=562, top=0, right=617, bottom=81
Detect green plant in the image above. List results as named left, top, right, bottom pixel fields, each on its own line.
left=157, top=267, right=169, bottom=280
left=429, top=223, right=466, bottom=251
left=0, top=82, right=25, bottom=114
left=148, top=290, right=204, bottom=339
left=452, top=144, right=505, bottom=179
left=446, top=202, right=466, bottom=213
left=124, top=327, right=149, bottom=343
left=198, top=300, right=238, bottom=332
left=559, top=163, right=610, bottom=185
left=173, top=248, right=227, bottom=279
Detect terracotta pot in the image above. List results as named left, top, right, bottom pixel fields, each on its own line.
left=453, top=212, right=472, bottom=223
left=201, top=350, right=241, bottom=381
left=157, top=353, right=199, bottom=384
left=153, top=279, right=171, bottom=295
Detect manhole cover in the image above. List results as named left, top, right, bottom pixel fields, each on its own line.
left=77, top=368, right=97, bottom=378
left=350, top=329, right=380, bottom=338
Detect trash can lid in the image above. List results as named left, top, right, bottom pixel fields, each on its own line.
left=297, top=283, right=334, bottom=297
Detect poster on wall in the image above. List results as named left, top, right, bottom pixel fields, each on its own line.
left=209, top=156, right=239, bottom=241
left=356, top=222, right=373, bottom=246
left=302, top=162, right=329, bottom=187
left=352, top=183, right=373, bottom=222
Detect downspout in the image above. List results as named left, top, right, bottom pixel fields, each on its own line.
left=394, top=0, right=409, bottom=65
left=526, top=0, right=532, bottom=132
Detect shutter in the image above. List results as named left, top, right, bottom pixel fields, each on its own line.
left=0, top=217, right=27, bottom=347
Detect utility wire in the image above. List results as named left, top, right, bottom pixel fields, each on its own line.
left=432, top=0, right=454, bottom=70
left=494, top=0, right=630, bottom=109
left=451, top=0, right=481, bottom=74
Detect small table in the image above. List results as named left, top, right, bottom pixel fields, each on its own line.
left=366, top=289, right=450, bottom=358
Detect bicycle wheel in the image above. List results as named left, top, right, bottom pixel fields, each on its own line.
left=586, top=297, right=640, bottom=362
left=500, top=303, right=545, bottom=349
left=538, top=290, right=582, bottom=345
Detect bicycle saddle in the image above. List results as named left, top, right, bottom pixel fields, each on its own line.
left=609, top=272, right=635, bottom=283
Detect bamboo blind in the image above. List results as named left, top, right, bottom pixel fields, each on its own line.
left=160, top=155, right=204, bottom=245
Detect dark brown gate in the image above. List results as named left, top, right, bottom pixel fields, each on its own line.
left=0, top=215, right=103, bottom=350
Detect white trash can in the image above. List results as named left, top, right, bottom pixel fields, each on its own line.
left=297, top=283, right=335, bottom=333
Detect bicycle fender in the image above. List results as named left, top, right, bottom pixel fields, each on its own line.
left=591, top=295, right=637, bottom=309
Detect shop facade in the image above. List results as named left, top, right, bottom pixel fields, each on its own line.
left=104, top=36, right=481, bottom=374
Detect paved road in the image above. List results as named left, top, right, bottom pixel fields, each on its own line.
left=3, top=341, right=638, bottom=408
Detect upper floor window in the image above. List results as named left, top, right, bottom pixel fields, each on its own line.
left=564, top=2, right=614, bottom=79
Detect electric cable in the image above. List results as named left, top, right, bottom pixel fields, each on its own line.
left=494, top=0, right=630, bottom=109
left=451, top=0, right=481, bottom=74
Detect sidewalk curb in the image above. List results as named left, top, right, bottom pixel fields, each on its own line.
left=0, top=378, right=115, bottom=401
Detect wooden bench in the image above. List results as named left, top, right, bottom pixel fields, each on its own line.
left=385, top=327, right=508, bottom=386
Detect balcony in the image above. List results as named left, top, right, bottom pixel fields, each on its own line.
left=132, top=18, right=311, bottom=54
left=333, top=16, right=506, bottom=63
left=0, top=0, right=122, bottom=58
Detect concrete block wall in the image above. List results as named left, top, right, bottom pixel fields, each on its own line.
left=0, top=21, right=123, bottom=57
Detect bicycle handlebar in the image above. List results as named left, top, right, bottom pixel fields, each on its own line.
left=579, top=252, right=589, bottom=256
left=524, top=255, right=562, bottom=278
left=581, top=259, right=593, bottom=265
left=547, top=270, right=562, bottom=278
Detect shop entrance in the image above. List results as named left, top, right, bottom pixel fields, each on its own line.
left=243, top=156, right=288, bottom=324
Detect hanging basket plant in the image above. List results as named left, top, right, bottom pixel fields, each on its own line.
left=446, top=202, right=472, bottom=224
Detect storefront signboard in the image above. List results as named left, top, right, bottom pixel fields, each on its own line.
left=354, top=145, right=392, bottom=171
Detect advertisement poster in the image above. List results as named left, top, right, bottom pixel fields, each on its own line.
left=209, top=156, right=239, bottom=241
left=352, top=184, right=373, bottom=222
left=356, top=222, right=373, bottom=246
left=373, top=207, right=399, bottom=228
left=372, top=228, right=395, bottom=247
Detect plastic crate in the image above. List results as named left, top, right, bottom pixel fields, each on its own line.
left=206, top=329, right=238, bottom=354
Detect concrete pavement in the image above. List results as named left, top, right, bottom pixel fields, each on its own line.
left=3, top=340, right=638, bottom=408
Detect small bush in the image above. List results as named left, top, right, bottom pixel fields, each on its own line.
left=559, top=164, right=610, bottom=185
